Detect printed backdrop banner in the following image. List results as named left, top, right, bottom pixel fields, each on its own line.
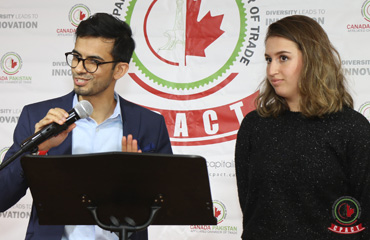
left=1, top=0, right=370, bottom=239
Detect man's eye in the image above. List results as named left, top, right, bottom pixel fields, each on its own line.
left=86, top=59, right=101, bottom=65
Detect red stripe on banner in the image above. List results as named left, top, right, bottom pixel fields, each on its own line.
left=170, top=134, right=237, bottom=146
left=129, top=72, right=238, bottom=100
left=142, top=91, right=258, bottom=146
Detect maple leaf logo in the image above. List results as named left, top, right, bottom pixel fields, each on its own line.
left=11, top=59, right=17, bottom=69
left=346, top=204, right=355, bottom=218
left=185, top=0, right=224, bottom=58
left=214, top=207, right=221, bottom=218
left=79, top=11, right=86, bottom=21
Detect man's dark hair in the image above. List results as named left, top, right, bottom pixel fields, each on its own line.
left=76, top=13, right=135, bottom=63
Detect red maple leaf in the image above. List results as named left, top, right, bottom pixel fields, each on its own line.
left=346, top=204, right=355, bottom=217
left=214, top=207, right=221, bottom=218
left=185, top=0, right=224, bottom=58
left=11, top=59, right=17, bottom=68
left=80, top=11, right=86, bottom=21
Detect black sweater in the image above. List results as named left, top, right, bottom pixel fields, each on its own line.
left=235, top=108, right=370, bottom=240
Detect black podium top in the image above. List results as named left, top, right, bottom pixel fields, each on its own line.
left=21, top=152, right=217, bottom=226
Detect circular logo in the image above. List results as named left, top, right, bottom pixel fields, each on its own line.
left=362, top=0, right=370, bottom=22
left=69, top=4, right=91, bottom=27
left=332, top=196, right=361, bottom=225
left=1, top=52, right=23, bottom=75
left=358, top=101, right=370, bottom=122
left=0, top=147, right=9, bottom=164
left=117, top=0, right=261, bottom=146
left=213, top=200, right=227, bottom=224
left=125, top=0, right=248, bottom=99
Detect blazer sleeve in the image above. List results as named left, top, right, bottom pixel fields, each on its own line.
left=121, top=97, right=172, bottom=155
left=0, top=92, right=72, bottom=212
left=0, top=105, right=35, bottom=212
left=137, top=112, right=172, bottom=155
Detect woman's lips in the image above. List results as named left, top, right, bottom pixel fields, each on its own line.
left=270, top=78, right=283, bottom=86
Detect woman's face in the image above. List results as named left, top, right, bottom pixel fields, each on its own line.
left=265, top=36, right=303, bottom=111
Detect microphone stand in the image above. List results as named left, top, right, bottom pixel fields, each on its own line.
left=0, top=100, right=92, bottom=172
left=0, top=139, right=38, bottom=171
left=0, top=111, right=78, bottom=171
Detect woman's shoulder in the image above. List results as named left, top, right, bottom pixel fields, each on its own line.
left=239, top=110, right=272, bottom=131
left=241, top=110, right=261, bottom=123
left=325, top=107, right=370, bottom=140
left=332, top=107, right=369, bottom=126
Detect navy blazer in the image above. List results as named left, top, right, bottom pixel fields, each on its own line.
left=0, top=91, right=172, bottom=240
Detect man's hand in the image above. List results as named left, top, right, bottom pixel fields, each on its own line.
left=122, top=134, right=142, bottom=153
left=35, top=108, right=76, bottom=151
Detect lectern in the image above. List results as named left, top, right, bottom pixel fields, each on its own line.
left=21, top=152, right=217, bottom=240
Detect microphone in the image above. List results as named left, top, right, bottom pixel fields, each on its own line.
left=0, top=100, right=93, bottom=171
left=20, top=100, right=93, bottom=152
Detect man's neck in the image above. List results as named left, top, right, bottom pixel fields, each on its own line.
left=78, top=94, right=117, bottom=124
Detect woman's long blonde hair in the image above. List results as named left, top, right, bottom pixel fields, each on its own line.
left=256, top=15, right=353, bottom=118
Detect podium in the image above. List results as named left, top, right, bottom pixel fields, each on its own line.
left=21, top=152, right=217, bottom=239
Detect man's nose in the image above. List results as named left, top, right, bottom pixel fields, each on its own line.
left=74, top=59, right=87, bottom=73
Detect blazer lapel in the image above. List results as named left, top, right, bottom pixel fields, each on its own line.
left=48, top=91, right=75, bottom=156
left=120, top=96, right=140, bottom=139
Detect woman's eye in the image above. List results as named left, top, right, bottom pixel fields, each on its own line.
left=265, top=57, right=272, bottom=63
left=280, top=55, right=288, bottom=61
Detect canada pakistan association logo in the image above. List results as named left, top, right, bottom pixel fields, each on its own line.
left=115, top=0, right=262, bottom=146
left=213, top=200, right=227, bottom=224
left=56, top=4, right=91, bottom=36
left=328, top=196, right=365, bottom=234
left=1, top=52, right=22, bottom=75
left=69, top=4, right=91, bottom=27
left=358, top=102, right=370, bottom=122
left=0, top=52, right=32, bottom=83
left=361, top=0, right=370, bottom=22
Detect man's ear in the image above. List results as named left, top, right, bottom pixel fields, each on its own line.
left=113, top=62, right=129, bottom=80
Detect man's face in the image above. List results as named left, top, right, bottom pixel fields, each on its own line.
left=71, top=36, right=117, bottom=98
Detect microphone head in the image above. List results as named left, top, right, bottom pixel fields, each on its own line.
left=75, top=100, right=93, bottom=119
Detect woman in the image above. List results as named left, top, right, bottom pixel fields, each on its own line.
left=235, top=15, right=370, bottom=240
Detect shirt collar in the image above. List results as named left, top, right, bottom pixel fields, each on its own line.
left=72, top=92, right=122, bottom=121
left=111, top=92, right=121, bottom=120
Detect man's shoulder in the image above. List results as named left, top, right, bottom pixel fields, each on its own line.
left=118, top=95, right=163, bottom=119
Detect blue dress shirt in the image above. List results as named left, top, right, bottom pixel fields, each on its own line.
left=62, top=93, right=123, bottom=240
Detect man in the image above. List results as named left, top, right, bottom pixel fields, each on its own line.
left=0, top=13, right=172, bottom=240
